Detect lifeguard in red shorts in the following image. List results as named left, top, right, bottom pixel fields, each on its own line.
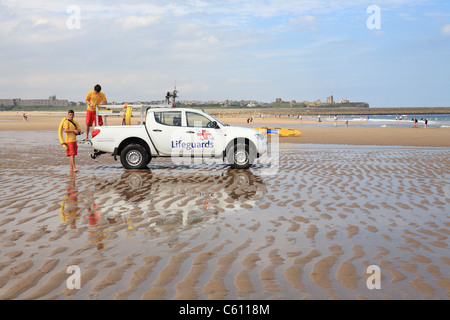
left=63, top=110, right=84, bottom=172
left=84, top=84, right=107, bottom=140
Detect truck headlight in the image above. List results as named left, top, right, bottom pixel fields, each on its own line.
left=255, top=133, right=265, bottom=140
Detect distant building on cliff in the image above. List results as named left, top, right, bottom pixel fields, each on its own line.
left=288, top=95, right=369, bottom=108
left=0, top=99, right=14, bottom=106
left=326, top=95, right=334, bottom=104
left=0, top=95, right=68, bottom=107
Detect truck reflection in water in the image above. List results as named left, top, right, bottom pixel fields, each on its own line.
left=90, top=169, right=267, bottom=234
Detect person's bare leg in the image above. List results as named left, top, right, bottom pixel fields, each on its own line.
left=70, top=156, right=79, bottom=172
left=84, top=125, right=91, bottom=140
left=73, top=156, right=79, bottom=172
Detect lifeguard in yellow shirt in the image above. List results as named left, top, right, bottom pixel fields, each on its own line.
left=85, top=84, right=107, bottom=140
left=63, top=110, right=84, bottom=172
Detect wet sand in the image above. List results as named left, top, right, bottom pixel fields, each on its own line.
left=0, top=128, right=448, bottom=300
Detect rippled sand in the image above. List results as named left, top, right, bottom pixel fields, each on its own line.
left=0, top=131, right=449, bottom=300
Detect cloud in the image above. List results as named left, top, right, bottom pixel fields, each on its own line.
left=118, top=15, right=161, bottom=30
left=0, top=0, right=448, bottom=105
left=442, top=24, right=450, bottom=36
left=289, top=15, right=317, bottom=32
left=289, top=15, right=316, bottom=25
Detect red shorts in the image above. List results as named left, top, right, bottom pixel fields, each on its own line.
left=66, top=142, right=78, bottom=157
left=86, top=110, right=103, bottom=126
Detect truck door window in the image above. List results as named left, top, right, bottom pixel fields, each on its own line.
left=186, top=112, right=213, bottom=128
left=154, top=111, right=182, bottom=126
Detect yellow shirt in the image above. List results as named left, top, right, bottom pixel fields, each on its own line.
left=86, top=90, right=107, bottom=111
left=63, top=119, right=81, bottom=143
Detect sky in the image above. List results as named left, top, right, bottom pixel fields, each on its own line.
left=0, top=0, right=449, bottom=107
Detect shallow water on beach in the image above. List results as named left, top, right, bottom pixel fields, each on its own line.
left=0, top=131, right=449, bottom=299
left=249, top=113, right=450, bottom=128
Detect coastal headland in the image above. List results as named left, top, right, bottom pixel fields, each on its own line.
left=207, top=106, right=450, bottom=117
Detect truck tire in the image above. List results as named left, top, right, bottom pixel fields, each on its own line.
left=227, top=142, right=255, bottom=169
left=120, top=144, right=150, bottom=169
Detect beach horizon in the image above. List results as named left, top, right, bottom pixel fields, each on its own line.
left=1, top=111, right=450, bottom=147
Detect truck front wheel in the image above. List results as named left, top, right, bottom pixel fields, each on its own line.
left=120, top=144, right=150, bottom=169
left=227, top=143, right=255, bottom=169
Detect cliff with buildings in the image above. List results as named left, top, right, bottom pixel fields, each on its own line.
left=0, top=95, right=68, bottom=108
left=282, top=95, right=369, bottom=109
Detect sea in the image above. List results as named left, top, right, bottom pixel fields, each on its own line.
left=287, top=113, right=450, bottom=128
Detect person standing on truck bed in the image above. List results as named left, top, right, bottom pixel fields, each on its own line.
left=84, top=84, right=107, bottom=140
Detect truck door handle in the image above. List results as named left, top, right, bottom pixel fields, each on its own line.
left=153, top=129, right=162, bottom=132
left=186, top=131, right=195, bottom=133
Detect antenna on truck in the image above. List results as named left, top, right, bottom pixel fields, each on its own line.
left=165, top=81, right=178, bottom=108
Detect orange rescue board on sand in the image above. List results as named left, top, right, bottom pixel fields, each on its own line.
left=254, top=127, right=302, bottom=137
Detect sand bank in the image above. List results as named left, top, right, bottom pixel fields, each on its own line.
left=1, top=111, right=449, bottom=147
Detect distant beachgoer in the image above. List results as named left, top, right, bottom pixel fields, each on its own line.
left=23, top=113, right=27, bottom=122
left=421, top=118, right=428, bottom=128
left=318, top=115, right=321, bottom=122
left=412, top=118, right=418, bottom=128
left=345, top=120, right=349, bottom=127
left=63, top=110, right=84, bottom=172
left=85, top=84, right=107, bottom=140
left=334, top=115, right=338, bottom=126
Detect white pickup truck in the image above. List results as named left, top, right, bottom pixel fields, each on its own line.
left=90, top=105, right=267, bottom=169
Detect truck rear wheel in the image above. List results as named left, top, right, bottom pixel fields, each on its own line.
left=227, top=143, right=255, bottom=169
left=120, top=144, right=150, bottom=169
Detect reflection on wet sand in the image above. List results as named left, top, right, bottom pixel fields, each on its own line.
left=90, top=168, right=267, bottom=234
left=59, top=173, right=80, bottom=229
